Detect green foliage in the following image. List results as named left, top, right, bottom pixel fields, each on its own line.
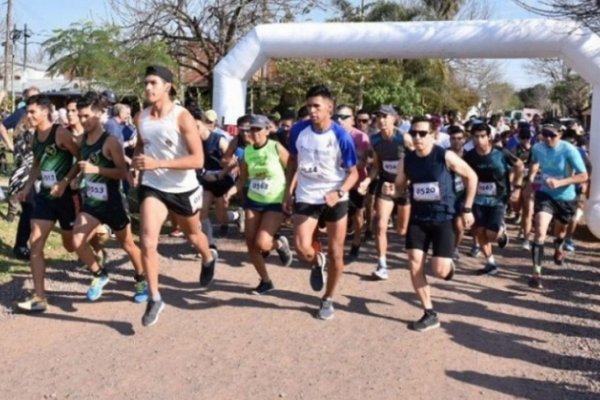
left=551, top=74, right=591, bottom=119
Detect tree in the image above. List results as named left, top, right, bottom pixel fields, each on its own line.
left=527, top=58, right=572, bottom=84
left=518, top=84, right=551, bottom=110
left=551, top=74, right=591, bottom=119
left=478, top=82, right=521, bottom=116
left=514, top=1, right=600, bottom=33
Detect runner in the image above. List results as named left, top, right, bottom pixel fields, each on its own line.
left=238, top=114, right=293, bottom=294
left=332, top=105, right=370, bottom=259
left=16, top=95, right=80, bottom=312
left=512, top=125, right=536, bottom=251
left=527, top=125, right=588, bottom=289
left=395, top=116, right=477, bottom=332
left=284, top=84, right=358, bottom=320
left=358, top=105, right=412, bottom=280
left=132, top=65, right=217, bottom=326
left=447, top=125, right=467, bottom=260
left=464, top=122, right=524, bottom=276
left=71, top=92, right=147, bottom=303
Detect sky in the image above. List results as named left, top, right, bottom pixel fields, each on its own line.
left=9, top=0, right=546, bottom=89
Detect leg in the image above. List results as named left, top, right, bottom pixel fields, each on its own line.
left=352, top=207, right=365, bottom=247
left=323, top=215, right=347, bottom=299
left=407, top=249, right=431, bottom=309
left=245, top=209, right=269, bottom=281
left=72, top=213, right=102, bottom=273
left=28, top=219, right=55, bottom=298
left=293, top=214, right=320, bottom=265
left=395, top=203, right=410, bottom=236
left=139, top=197, right=169, bottom=299
left=114, top=224, right=144, bottom=276
left=374, top=197, right=394, bottom=265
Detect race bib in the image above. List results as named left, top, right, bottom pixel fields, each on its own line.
left=413, top=182, right=441, bottom=202
left=477, top=182, right=497, bottom=196
left=41, top=170, right=57, bottom=188
left=249, top=179, right=271, bottom=196
left=86, top=182, right=108, bottom=201
left=299, top=164, right=318, bottom=177
left=189, top=187, right=203, bottom=212
left=454, top=176, right=465, bottom=193
left=382, top=160, right=398, bottom=175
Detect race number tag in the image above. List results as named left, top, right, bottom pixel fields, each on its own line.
left=189, top=187, right=203, bottom=212
left=249, top=179, right=271, bottom=196
left=382, top=160, right=398, bottom=174
left=477, top=182, right=497, bottom=196
left=413, top=182, right=441, bottom=201
left=86, top=182, right=108, bottom=201
left=299, top=164, right=318, bottom=177
left=41, top=170, right=57, bottom=188
left=454, top=176, right=465, bottom=193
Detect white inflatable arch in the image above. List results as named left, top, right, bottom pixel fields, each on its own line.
left=213, top=19, right=600, bottom=238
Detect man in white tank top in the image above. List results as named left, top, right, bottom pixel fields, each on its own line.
left=132, top=65, right=217, bottom=327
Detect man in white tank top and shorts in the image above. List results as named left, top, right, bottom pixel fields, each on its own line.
left=132, top=65, right=217, bottom=327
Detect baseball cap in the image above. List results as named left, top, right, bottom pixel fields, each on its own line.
left=145, top=65, right=176, bottom=96
left=204, top=109, right=218, bottom=123
left=249, top=114, right=270, bottom=129
left=376, top=105, right=397, bottom=116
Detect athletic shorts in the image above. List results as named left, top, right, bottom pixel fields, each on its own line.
left=406, top=219, right=455, bottom=258
left=243, top=197, right=282, bottom=213
left=82, top=203, right=130, bottom=232
left=138, top=185, right=203, bottom=217
left=375, top=179, right=409, bottom=205
left=473, top=204, right=505, bottom=232
left=349, top=189, right=366, bottom=210
left=200, top=175, right=236, bottom=198
left=32, top=190, right=77, bottom=231
left=534, top=191, right=577, bottom=225
left=454, top=194, right=465, bottom=217
left=294, top=201, right=348, bottom=223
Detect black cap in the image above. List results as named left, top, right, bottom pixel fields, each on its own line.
left=145, top=65, right=176, bottom=96
left=376, top=104, right=397, bottom=116
left=101, top=90, right=117, bottom=104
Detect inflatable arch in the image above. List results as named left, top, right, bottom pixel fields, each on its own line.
left=212, top=19, right=600, bottom=238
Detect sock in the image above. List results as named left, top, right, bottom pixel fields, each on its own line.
left=152, top=293, right=162, bottom=302
left=486, top=255, right=495, bottom=265
left=202, top=218, right=214, bottom=244
left=134, top=273, right=145, bottom=282
left=531, top=241, right=544, bottom=272
left=378, top=256, right=387, bottom=268
left=554, top=237, right=564, bottom=250
left=534, top=265, right=542, bottom=275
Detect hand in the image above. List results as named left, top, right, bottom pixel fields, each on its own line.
left=545, top=177, right=561, bottom=190
left=78, top=161, right=99, bottom=174
left=324, top=191, right=340, bottom=207
left=283, top=193, right=294, bottom=214
left=50, top=180, right=68, bottom=198
left=462, top=212, right=474, bottom=229
left=357, top=179, right=370, bottom=195
left=382, top=182, right=395, bottom=197
left=132, top=155, right=160, bottom=171
left=128, top=169, right=138, bottom=188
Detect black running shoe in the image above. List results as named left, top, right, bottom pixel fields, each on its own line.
left=199, top=249, right=218, bottom=287
left=409, top=312, right=440, bottom=332
left=142, top=299, right=165, bottom=327
left=348, top=245, right=360, bottom=260
left=553, top=249, right=564, bottom=266
left=309, top=252, right=326, bottom=291
left=528, top=274, right=543, bottom=289
left=497, top=224, right=509, bottom=249
left=477, top=263, right=498, bottom=276
left=251, top=280, right=274, bottom=295
left=13, top=246, right=30, bottom=260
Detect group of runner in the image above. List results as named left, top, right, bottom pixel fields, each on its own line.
left=10, top=65, right=591, bottom=332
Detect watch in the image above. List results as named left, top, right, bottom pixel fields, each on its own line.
left=462, top=206, right=472, bottom=213
left=337, top=189, right=347, bottom=198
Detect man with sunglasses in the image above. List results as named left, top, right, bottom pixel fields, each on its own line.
left=464, top=123, right=524, bottom=276
left=284, top=84, right=358, bottom=320
left=358, top=105, right=413, bottom=280
left=527, top=125, right=588, bottom=289
left=396, top=116, right=477, bottom=332
left=333, top=105, right=370, bottom=259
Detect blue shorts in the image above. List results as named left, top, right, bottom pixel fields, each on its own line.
left=243, top=197, right=282, bottom=213
left=473, top=204, right=505, bottom=232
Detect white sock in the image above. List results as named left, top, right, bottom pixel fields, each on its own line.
left=227, top=210, right=240, bottom=222
left=487, top=255, right=495, bottom=265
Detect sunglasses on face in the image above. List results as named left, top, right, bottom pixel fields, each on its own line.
left=238, top=127, right=250, bottom=133
left=357, top=118, right=370, bottom=123
left=542, top=130, right=558, bottom=138
left=409, top=130, right=429, bottom=138
left=334, top=114, right=352, bottom=121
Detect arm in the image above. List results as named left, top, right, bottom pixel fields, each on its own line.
left=218, top=136, right=236, bottom=177
left=446, top=151, right=477, bottom=227
left=394, top=157, right=408, bottom=195
left=79, top=137, right=128, bottom=180
left=17, top=157, right=40, bottom=201
left=237, top=159, right=248, bottom=203
left=403, top=133, right=414, bottom=151
left=283, top=155, right=298, bottom=214
left=0, top=123, right=13, bottom=151
left=277, top=141, right=290, bottom=168
left=132, top=113, right=144, bottom=158
left=358, top=151, right=380, bottom=194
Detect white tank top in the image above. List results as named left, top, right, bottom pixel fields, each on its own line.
left=139, top=104, right=198, bottom=193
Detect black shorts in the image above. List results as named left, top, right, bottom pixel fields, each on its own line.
left=375, top=180, right=409, bottom=205
left=294, top=201, right=348, bottom=223
left=473, top=204, right=505, bottom=232
left=349, top=189, right=366, bottom=210
left=454, top=194, right=465, bottom=218
left=243, top=197, right=282, bottom=213
left=368, top=178, right=379, bottom=195
left=32, top=190, right=77, bottom=231
left=534, top=191, right=577, bottom=225
left=82, top=203, right=130, bottom=232
left=406, top=219, right=455, bottom=258
left=138, top=185, right=202, bottom=217
left=200, top=175, right=236, bottom=198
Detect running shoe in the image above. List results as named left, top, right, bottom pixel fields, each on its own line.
left=16, top=294, right=47, bottom=313
left=564, top=239, right=575, bottom=253
left=553, top=248, right=564, bottom=266
left=522, top=239, right=531, bottom=252
left=497, top=224, right=509, bottom=249
left=13, top=246, right=30, bottom=261
left=372, top=264, right=389, bottom=280
left=275, top=235, right=293, bottom=267
left=348, top=244, right=360, bottom=260
left=169, top=229, right=184, bottom=238
left=142, top=299, right=165, bottom=327
left=133, top=280, right=149, bottom=303
left=251, top=280, right=274, bottom=295
left=469, top=245, right=481, bottom=258
left=87, top=274, right=110, bottom=301
left=310, top=252, right=326, bottom=291
left=236, top=207, right=245, bottom=234
left=528, top=273, right=543, bottom=289
left=316, top=298, right=335, bottom=320
left=477, top=263, right=499, bottom=276
left=218, top=224, right=229, bottom=238
left=452, top=248, right=460, bottom=261
left=199, top=248, right=218, bottom=287
left=409, top=311, right=440, bottom=332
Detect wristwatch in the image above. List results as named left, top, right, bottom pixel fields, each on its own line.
left=337, top=189, right=346, bottom=198
left=462, top=206, right=472, bottom=213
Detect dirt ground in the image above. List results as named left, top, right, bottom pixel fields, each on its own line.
left=0, top=222, right=598, bottom=400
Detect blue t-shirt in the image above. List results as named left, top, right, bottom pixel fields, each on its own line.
left=531, top=141, right=586, bottom=201
left=289, top=120, right=357, bottom=204
left=2, top=107, right=26, bottom=130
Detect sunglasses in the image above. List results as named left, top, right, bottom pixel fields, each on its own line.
left=357, top=118, right=370, bottom=123
left=238, top=127, right=250, bottom=133
left=334, top=114, right=352, bottom=121
left=542, top=130, right=558, bottom=138
left=409, top=130, right=429, bottom=138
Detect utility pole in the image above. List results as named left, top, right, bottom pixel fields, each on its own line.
left=23, top=23, right=30, bottom=81
left=3, top=0, right=13, bottom=91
